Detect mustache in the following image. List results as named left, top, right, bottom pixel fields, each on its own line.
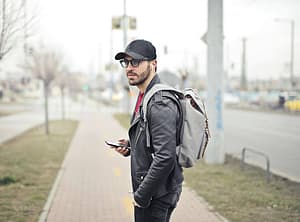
left=127, top=71, right=137, bottom=76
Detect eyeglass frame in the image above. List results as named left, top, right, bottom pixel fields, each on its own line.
left=119, top=58, right=150, bottom=68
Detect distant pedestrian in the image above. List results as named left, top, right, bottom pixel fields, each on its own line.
left=112, top=39, right=183, bottom=222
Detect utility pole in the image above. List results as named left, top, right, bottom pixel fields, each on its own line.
left=290, top=20, right=295, bottom=88
left=241, top=37, right=247, bottom=90
left=205, top=0, right=225, bottom=164
left=123, top=0, right=128, bottom=49
left=122, top=0, right=131, bottom=113
left=275, top=18, right=295, bottom=89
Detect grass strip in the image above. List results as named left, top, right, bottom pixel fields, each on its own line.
left=0, top=120, right=78, bottom=222
left=184, top=156, right=300, bottom=222
left=114, top=112, right=300, bottom=222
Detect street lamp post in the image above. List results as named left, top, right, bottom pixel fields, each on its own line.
left=291, top=20, right=295, bottom=87
left=123, top=0, right=128, bottom=49
left=122, top=0, right=131, bottom=114
left=275, top=18, right=295, bottom=88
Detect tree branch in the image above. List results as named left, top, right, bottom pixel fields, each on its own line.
left=0, top=0, right=37, bottom=61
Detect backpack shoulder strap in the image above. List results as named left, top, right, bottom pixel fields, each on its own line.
left=142, top=83, right=182, bottom=148
left=142, top=84, right=178, bottom=120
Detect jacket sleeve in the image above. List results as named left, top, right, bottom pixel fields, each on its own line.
left=134, top=96, right=178, bottom=207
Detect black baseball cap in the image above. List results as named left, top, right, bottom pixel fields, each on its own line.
left=115, top=39, right=157, bottom=60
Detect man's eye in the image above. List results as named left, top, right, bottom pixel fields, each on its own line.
left=132, top=60, right=139, bottom=66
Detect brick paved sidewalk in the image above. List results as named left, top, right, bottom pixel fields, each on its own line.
left=40, top=111, right=227, bottom=222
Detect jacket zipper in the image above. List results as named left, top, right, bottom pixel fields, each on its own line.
left=135, top=127, right=143, bottom=147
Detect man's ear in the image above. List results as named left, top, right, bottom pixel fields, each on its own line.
left=151, top=60, right=157, bottom=72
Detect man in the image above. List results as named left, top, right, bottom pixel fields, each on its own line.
left=113, top=39, right=183, bottom=222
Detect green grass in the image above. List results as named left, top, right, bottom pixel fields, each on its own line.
left=184, top=156, right=300, bottom=222
left=0, top=120, right=78, bottom=222
left=114, top=112, right=300, bottom=222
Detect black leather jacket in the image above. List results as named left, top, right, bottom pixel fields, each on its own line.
left=128, top=75, right=184, bottom=208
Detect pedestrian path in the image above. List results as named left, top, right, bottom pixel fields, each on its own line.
left=39, top=111, right=227, bottom=222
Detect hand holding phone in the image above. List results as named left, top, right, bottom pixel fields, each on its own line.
left=105, top=139, right=130, bottom=156
left=105, top=140, right=127, bottom=148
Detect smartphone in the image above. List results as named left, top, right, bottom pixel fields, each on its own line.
left=105, top=140, right=127, bottom=148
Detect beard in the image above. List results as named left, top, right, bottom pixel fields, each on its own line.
left=127, top=64, right=151, bottom=86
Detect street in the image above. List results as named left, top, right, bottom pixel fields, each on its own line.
left=224, top=108, right=300, bottom=182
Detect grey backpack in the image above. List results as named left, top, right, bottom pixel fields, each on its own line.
left=142, top=84, right=210, bottom=168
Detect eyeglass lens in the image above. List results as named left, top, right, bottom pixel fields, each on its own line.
left=120, top=59, right=141, bottom=68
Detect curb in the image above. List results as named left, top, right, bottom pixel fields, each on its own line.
left=38, top=166, right=66, bottom=222
left=37, top=122, right=77, bottom=222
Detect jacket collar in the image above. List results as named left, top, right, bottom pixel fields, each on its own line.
left=144, top=74, right=161, bottom=95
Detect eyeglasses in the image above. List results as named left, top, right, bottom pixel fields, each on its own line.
left=120, top=59, right=145, bottom=68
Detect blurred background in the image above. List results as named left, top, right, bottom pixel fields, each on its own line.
left=0, top=1, right=300, bottom=221
left=0, top=0, right=299, bottom=179
left=1, top=0, right=300, bottom=110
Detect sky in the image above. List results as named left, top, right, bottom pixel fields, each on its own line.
left=28, top=0, right=300, bottom=80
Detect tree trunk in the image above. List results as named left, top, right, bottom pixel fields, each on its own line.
left=61, top=87, right=65, bottom=120
left=44, top=81, right=49, bottom=135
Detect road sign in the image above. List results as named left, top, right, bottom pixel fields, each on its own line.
left=112, top=16, right=136, bottom=30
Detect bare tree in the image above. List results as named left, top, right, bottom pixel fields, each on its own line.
left=55, top=66, right=70, bottom=120
left=25, top=46, right=64, bottom=134
left=0, top=0, right=35, bottom=61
